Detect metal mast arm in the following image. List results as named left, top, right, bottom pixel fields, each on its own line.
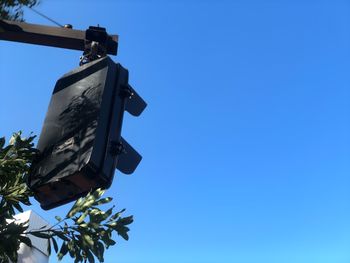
left=0, top=19, right=118, bottom=55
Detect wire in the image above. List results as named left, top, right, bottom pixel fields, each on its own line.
left=26, top=6, right=64, bottom=27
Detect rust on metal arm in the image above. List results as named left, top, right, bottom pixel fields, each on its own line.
left=0, top=19, right=118, bottom=55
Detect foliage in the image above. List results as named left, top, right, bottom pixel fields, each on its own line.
left=0, top=133, right=133, bottom=262
left=0, top=0, right=39, bottom=21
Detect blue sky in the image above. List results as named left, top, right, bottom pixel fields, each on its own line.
left=1, top=0, right=350, bottom=262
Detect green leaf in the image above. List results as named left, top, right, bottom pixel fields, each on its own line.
left=13, top=202, right=23, bottom=213
left=52, top=230, right=70, bottom=241
left=55, top=216, right=62, bottom=222
left=82, top=234, right=94, bottom=248
left=67, top=191, right=98, bottom=218
left=51, top=237, right=59, bottom=253
left=94, top=197, right=112, bottom=206
left=100, top=233, right=116, bottom=248
left=67, top=197, right=84, bottom=218
left=58, top=242, right=68, bottom=260
left=115, top=225, right=130, bottom=241
left=93, top=188, right=105, bottom=200
left=0, top=137, right=5, bottom=148
left=86, top=249, right=95, bottom=263
left=109, top=208, right=126, bottom=221
left=119, top=215, right=134, bottom=225
left=76, top=210, right=89, bottom=224
left=18, top=235, right=32, bottom=248
left=90, top=207, right=113, bottom=223
left=47, top=236, right=51, bottom=255
left=95, top=241, right=105, bottom=262
left=30, top=231, right=51, bottom=239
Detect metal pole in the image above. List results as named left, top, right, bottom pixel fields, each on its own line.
left=0, top=19, right=118, bottom=55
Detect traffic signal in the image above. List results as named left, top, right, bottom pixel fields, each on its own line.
left=28, top=56, right=146, bottom=210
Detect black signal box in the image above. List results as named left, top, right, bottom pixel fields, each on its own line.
left=29, top=56, right=146, bottom=210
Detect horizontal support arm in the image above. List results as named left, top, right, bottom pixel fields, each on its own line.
left=0, top=19, right=118, bottom=55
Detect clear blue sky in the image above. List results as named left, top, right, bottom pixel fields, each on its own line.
left=1, top=0, right=350, bottom=262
